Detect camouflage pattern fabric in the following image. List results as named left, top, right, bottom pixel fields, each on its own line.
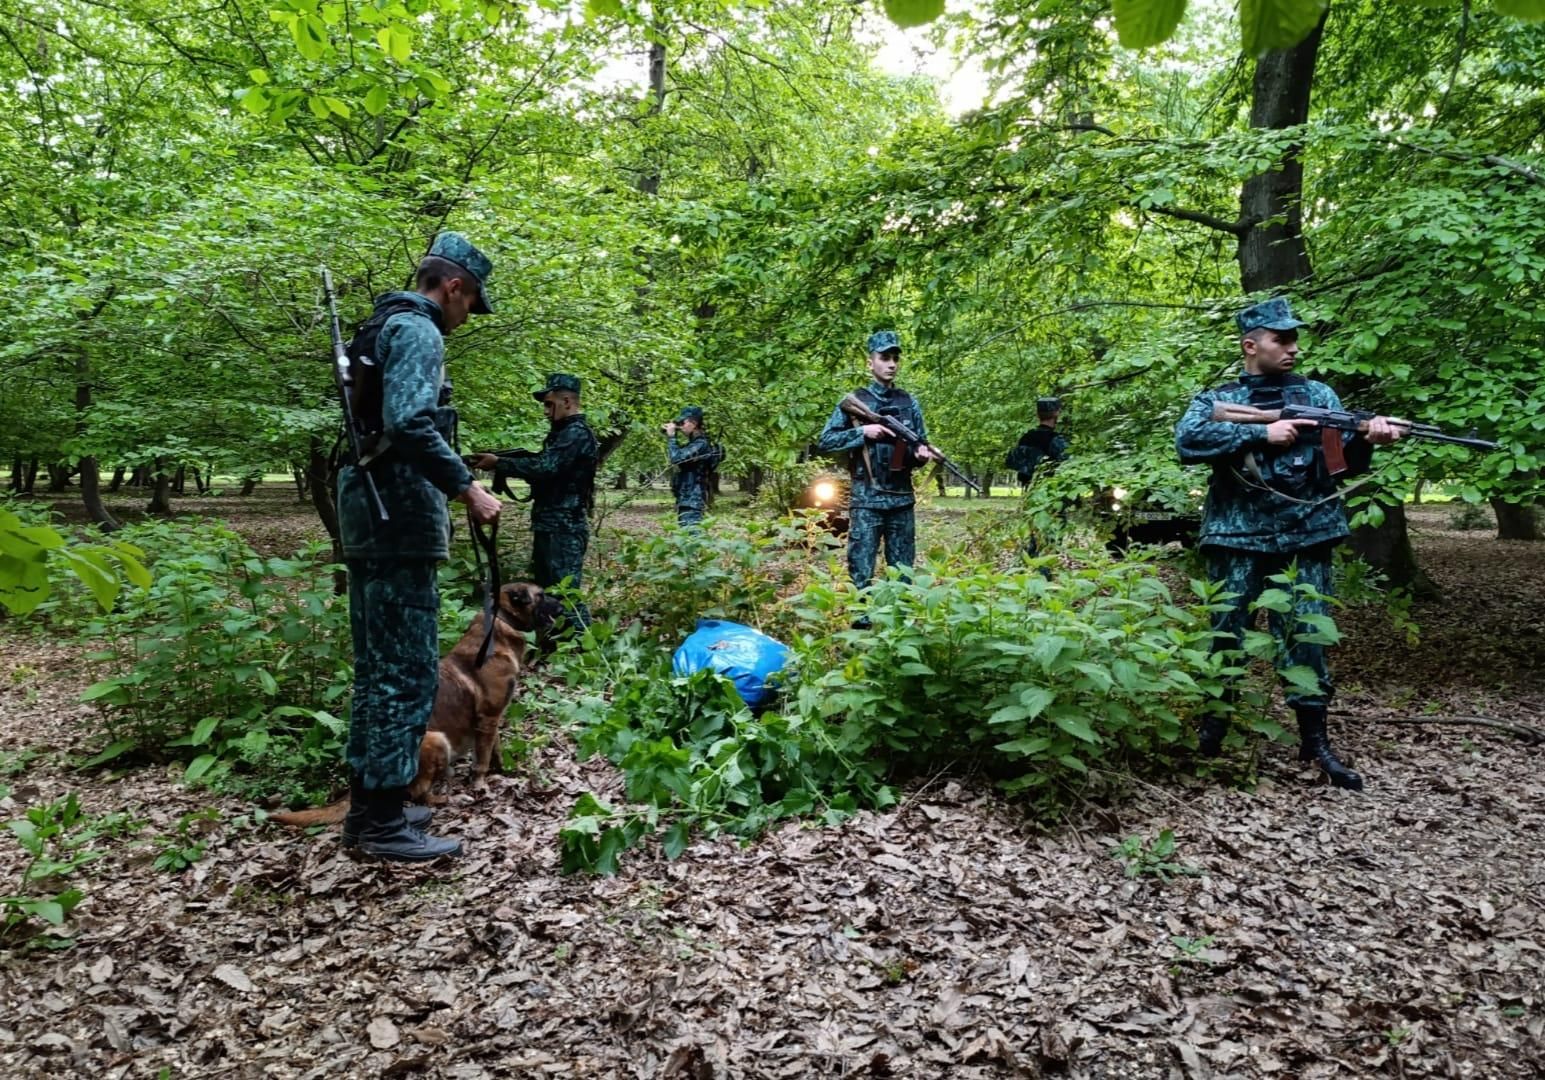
left=668, top=432, right=711, bottom=516
left=1176, top=372, right=1372, bottom=553
left=337, top=291, right=473, bottom=561
left=428, top=231, right=496, bottom=314
left=815, top=382, right=929, bottom=511
left=495, top=413, right=598, bottom=533
left=532, top=528, right=592, bottom=629
left=677, top=508, right=704, bottom=528
left=847, top=505, right=916, bottom=590
left=345, top=558, right=441, bottom=789
left=1010, top=425, right=1069, bottom=487
left=1205, top=543, right=1335, bottom=707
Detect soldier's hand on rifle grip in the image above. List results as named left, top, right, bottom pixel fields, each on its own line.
left=458, top=481, right=502, bottom=525
left=1265, top=419, right=1317, bottom=447
left=465, top=453, right=499, bottom=471
left=860, top=424, right=890, bottom=440
left=1363, top=416, right=1402, bottom=445
left=914, top=444, right=936, bottom=461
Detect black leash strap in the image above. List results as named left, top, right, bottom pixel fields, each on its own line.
left=470, top=514, right=501, bottom=668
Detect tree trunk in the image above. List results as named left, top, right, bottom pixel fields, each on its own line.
left=108, top=466, right=125, bottom=492
left=240, top=473, right=261, bottom=496
left=47, top=463, right=73, bottom=491
left=1491, top=498, right=1541, bottom=541
left=291, top=465, right=309, bottom=502
left=172, top=465, right=186, bottom=496
left=8, top=456, right=20, bottom=491
left=739, top=465, right=765, bottom=496
left=128, top=465, right=148, bottom=488
left=1236, top=14, right=1325, bottom=294
left=147, top=458, right=173, bottom=515
left=75, top=355, right=121, bottom=531
left=611, top=472, right=628, bottom=490
left=1349, top=503, right=1439, bottom=598
left=23, top=458, right=38, bottom=494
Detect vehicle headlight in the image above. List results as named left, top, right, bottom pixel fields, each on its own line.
left=1111, top=486, right=1129, bottom=501
left=1111, top=501, right=1123, bottom=512
left=814, top=481, right=836, bottom=503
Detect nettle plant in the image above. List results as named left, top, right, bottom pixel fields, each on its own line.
left=545, top=553, right=1336, bottom=873
left=75, top=520, right=353, bottom=802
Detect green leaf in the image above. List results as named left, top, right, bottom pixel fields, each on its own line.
left=293, top=13, right=329, bottom=62
left=26, top=900, right=66, bottom=926
left=237, top=86, right=271, bottom=116
left=60, top=549, right=119, bottom=611
left=190, top=716, right=220, bottom=746
left=1113, top=0, right=1189, bottom=48
left=1240, top=0, right=1327, bottom=55
left=248, top=68, right=271, bottom=85
left=882, top=0, right=947, bottom=30
left=184, top=754, right=218, bottom=784
left=661, top=821, right=690, bottom=860
left=1494, top=0, right=1545, bottom=19
left=364, top=85, right=391, bottom=116
left=1054, top=714, right=1101, bottom=744
left=308, top=94, right=331, bottom=120
left=386, top=27, right=412, bottom=63
left=79, top=739, right=136, bottom=768
left=322, top=96, right=351, bottom=118
left=584, top=0, right=623, bottom=17
left=995, top=735, right=1052, bottom=756
left=79, top=680, right=124, bottom=703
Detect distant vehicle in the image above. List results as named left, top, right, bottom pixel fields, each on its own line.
left=793, top=472, right=850, bottom=536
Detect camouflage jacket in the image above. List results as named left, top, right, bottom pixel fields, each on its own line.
left=816, top=382, right=928, bottom=510
left=667, top=433, right=712, bottom=512
left=495, top=413, right=598, bottom=533
left=1010, top=425, right=1070, bottom=481
left=1175, top=372, right=1374, bottom=553
left=337, top=292, right=472, bottom=561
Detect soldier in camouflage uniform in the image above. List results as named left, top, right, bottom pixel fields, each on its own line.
left=1010, top=397, right=1070, bottom=489
left=816, top=330, right=936, bottom=610
left=469, top=373, right=598, bottom=630
left=1175, top=297, right=1402, bottom=791
left=336, top=231, right=502, bottom=861
left=663, top=405, right=711, bottom=527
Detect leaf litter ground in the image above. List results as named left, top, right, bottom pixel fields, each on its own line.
left=0, top=499, right=1542, bottom=1078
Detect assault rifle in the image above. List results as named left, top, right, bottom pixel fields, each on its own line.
left=321, top=268, right=388, bottom=521
left=838, top=393, right=984, bottom=495
left=469, top=448, right=536, bottom=500
left=1209, top=402, right=1499, bottom=476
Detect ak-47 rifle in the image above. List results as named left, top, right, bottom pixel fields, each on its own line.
left=1209, top=401, right=1499, bottom=476
left=321, top=268, right=388, bottom=522
left=838, top=393, right=984, bottom=495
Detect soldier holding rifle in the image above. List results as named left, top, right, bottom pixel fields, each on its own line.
left=817, top=330, right=972, bottom=608
left=1175, top=297, right=1403, bottom=791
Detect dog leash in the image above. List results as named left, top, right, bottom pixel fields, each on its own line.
left=468, top=511, right=501, bottom=669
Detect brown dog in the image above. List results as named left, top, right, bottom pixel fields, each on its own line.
left=272, top=582, right=546, bottom=828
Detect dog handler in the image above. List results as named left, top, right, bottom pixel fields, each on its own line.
left=335, top=232, right=502, bottom=861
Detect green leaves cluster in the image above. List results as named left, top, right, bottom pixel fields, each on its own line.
left=0, top=501, right=149, bottom=617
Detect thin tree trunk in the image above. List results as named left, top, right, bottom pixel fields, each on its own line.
left=240, top=473, right=261, bottom=496
left=108, top=466, right=125, bottom=492
left=1349, top=503, right=1439, bottom=598
left=291, top=465, right=309, bottom=502
left=76, top=354, right=121, bottom=531
left=307, top=436, right=347, bottom=594
left=23, top=458, right=38, bottom=494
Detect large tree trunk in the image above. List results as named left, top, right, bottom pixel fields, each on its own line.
left=1236, top=15, right=1324, bottom=294
left=22, top=458, right=38, bottom=494
left=240, top=473, right=261, bottom=496
left=108, top=466, right=125, bottom=492
left=147, top=458, right=173, bottom=515
left=75, top=355, right=121, bottom=531
left=738, top=465, right=765, bottom=496
left=1491, top=498, right=1542, bottom=541
left=1349, top=503, right=1439, bottom=599
left=47, top=463, right=73, bottom=491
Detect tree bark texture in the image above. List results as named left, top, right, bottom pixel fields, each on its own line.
left=75, top=355, right=121, bottom=531
left=147, top=458, right=172, bottom=515
left=1236, top=15, right=1325, bottom=294
left=1349, top=503, right=1440, bottom=599
left=1491, top=498, right=1542, bottom=541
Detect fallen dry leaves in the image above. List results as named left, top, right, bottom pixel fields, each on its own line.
left=0, top=502, right=1539, bottom=1078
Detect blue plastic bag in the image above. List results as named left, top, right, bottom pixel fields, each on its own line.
left=672, top=619, right=790, bottom=709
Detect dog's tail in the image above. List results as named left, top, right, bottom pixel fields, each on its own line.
left=270, top=798, right=351, bottom=827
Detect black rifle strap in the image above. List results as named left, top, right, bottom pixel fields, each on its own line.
left=470, top=513, right=501, bottom=669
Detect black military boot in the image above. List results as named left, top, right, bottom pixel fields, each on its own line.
left=341, top=773, right=433, bottom=849
left=1295, top=705, right=1364, bottom=791
left=355, top=787, right=462, bottom=862
left=1196, top=714, right=1229, bottom=758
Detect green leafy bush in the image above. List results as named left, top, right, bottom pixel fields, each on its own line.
left=75, top=520, right=353, bottom=801
left=2, top=794, right=118, bottom=943
left=0, top=496, right=150, bottom=619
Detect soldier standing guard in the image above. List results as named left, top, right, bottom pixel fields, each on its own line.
left=335, top=231, right=503, bottom=861
left=816, top=330, right=936, bottom=616
left=1175, top=297, right=1403, bottom=790
left=469, top=373, right=598, bottom=631
left=664, top=405, right=712, bottom=527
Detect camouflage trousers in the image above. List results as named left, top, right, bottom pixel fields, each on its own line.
left=345, top=559, right=440, bottom=790
left=532, top=527, right=591, bottom=629
left=848, top=505, right=916, bottom=591
left=676, top=506, right=704, bottom=528
left=1205, top=544, right=1335, bottom=707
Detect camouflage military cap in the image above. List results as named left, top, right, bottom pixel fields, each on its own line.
left=427, top=232, right=495, bottom=316
left=1036, top=397, right=1062, bottom=418
left=865, top=330, right=901, bottom=354
left=675, top=406, right=704, bottom=424
left=533, top=373, right=581, bottom=400
left=1236, top=297, right=1305, bottom=335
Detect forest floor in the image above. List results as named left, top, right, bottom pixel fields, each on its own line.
left=0, top=491, right=1542, bottom=1079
